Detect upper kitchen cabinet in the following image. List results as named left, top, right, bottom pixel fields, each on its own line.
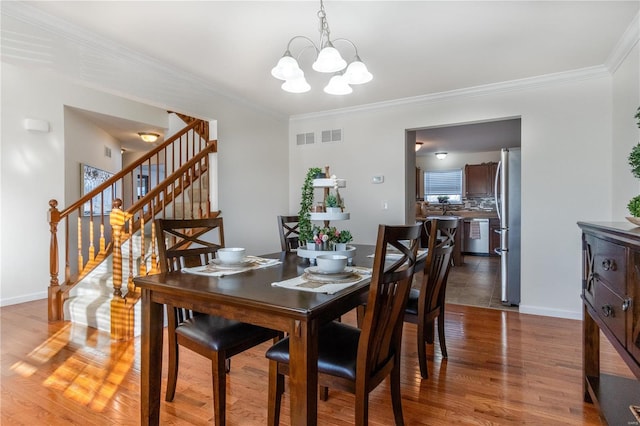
left=465, top=162, right=498, bottom=197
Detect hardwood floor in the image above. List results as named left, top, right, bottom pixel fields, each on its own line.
left=1, top=299, right=634, bottom=425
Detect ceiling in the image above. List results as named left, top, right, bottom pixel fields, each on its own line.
left=414, top=118, right=521, bottom=156
left=3, top=1, right=637, bottom=151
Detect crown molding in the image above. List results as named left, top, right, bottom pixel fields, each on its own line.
left=605, top=10, right=640, bottom=74
left=290, top=65, right=611, bottom=122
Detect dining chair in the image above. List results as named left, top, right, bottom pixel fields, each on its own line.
left=265, top=223, right=422, bottom=426
left=155, top=217, right=280, bottom=426
left=405, top=216, right=458, bottom=379
left=277, top=215, right=300, bottom=252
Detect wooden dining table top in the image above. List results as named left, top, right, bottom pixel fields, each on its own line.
left=134, top=244, right=380, bottom=321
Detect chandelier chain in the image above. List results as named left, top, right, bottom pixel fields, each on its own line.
left=317, top=0, right=331, bottom=48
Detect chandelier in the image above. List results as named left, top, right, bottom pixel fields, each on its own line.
left=271, top=0, right=373, bottom=95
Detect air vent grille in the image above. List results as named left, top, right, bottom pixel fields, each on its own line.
left=296, top=132, right=315, bottom=145
left=321, top=129, right=342, bottom=143
left=104, top=146, right=112, bottom=158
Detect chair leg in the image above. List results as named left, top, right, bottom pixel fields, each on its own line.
left=165, top=334, right=179, bottom=402
left=438, top=311, right=448, bottom=358
left=320, top=385, right=329, bottom=401
left=356, top=304, right=366, bottom=328
left=211, top=351, right=227, bottom=426
left=390, top=357, right=405, bottom=426
left=416, top=320, right=429, bottom=379
left=354, top=387, right=369, bottom=426
left=267, top=361, right=283, bottom=426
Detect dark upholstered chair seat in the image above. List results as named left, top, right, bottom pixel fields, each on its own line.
left=266, top=321, right=360, bottom=381
left=177, top=314, right=279, bottom=352
left=405, top=288, right=420, bottom=316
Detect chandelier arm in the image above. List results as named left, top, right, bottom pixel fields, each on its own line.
left=286, top=35, right=319, bottom=54
left=332, top=38, right=360, bottom=59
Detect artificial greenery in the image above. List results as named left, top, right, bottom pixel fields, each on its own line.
left=298, top=167, right=322, bottom=243
left=629, top=143, right=640, bottom=179
left=337, top=229, right=353, bottom=244
left=628, top=195, right=640, bottom=217
left=325, top=193, right=338, bottom=208
left=628, top=106, right=640, bottom=217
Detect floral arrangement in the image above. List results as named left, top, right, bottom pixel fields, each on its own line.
left=298, top=167, right=323, bottom=242
left=311, top=226, right=353, bottom=247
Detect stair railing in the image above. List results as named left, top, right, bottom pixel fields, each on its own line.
left=47, top=119, right=214, bottom=324
left=109, top=142, right=217, bottom=340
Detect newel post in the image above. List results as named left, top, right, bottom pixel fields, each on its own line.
left=110, top=199, right=133, bottom=340
left=48, top=199, right=63, bottom=321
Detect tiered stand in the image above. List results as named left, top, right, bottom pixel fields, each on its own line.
left=297, top=167, right=355, bottom=264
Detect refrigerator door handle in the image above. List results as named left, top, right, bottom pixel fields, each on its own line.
left=494, top=160, right=502, bottom=223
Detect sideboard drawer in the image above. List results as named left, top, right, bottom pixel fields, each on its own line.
left=595, top=280, right=626, bottom=345
left=595, top=239, right=626, bottom=295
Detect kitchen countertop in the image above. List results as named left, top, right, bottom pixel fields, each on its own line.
left=417, top=210, right=498, bottom=220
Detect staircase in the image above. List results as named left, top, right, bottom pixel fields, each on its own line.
left=47, top=115, right=218, bottom=340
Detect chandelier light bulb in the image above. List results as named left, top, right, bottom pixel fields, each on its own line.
left=343, top=58, right=373, bottom=85
left=271, top=54, right=303, bottom=81
left=282, top=76, right=311, bottom=93
left=323, top=74, right=352, bottom=95
left=312, top=44, right=347, bottom=73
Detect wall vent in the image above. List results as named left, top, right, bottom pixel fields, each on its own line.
left=321, top=129, right=342, bottom=143
left=104, top=146, right=112, bottom=158
left=296, top=132, right=315, bottom=145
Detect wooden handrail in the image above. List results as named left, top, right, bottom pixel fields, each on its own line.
left=47, top=116, right=216, bottom=330
left=60, top=120, right=204, bottom=217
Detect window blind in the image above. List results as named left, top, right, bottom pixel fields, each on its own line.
left=424, top=169, right=462, bottom=196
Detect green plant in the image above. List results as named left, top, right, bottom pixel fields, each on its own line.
left=628, top=195, right=640, bottom=217
left=636, top=106, right=640, bottom=128
left=629, top=143, right=640, bottom=179
left=437, top=195, right=449, bottom=204
left=325, top=193, right=338, bottom=208
left=298, top=167, right=322, bottom=243
left=337, top=229, right=353, bottom=243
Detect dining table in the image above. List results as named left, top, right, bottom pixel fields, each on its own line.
left=134, top=243, right=385, bottom=426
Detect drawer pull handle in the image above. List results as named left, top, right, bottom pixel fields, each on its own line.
left=622, top=298, right=631, bottom=312
left=601, top=259, right=615, bottom=271
left=601, top=304, right=614, bottom=317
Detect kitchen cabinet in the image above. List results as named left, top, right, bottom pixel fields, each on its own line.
left=465, top=162, right=498, bottom=197
left=489, top=218, right=500, bottom=256
left=578, top=222, right=640, bottom=426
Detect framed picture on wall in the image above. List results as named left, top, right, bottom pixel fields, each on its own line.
left=81, top=164, right=114, bottom=216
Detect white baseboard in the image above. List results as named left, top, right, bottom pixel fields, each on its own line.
left=0, top=291, right=47, bottom=307
left=518, top=304, right=582, bottom=320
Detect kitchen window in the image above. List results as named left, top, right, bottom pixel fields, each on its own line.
left=424, top=169, right=463, bottom=203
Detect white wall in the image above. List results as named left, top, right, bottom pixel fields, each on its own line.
left=290, top=75, right=613, bottom=319
left=0, top=63, right=289, bottom=306
left=612, top=41, right=640, bottom=219
left=0, top=64, right=168, bottom=305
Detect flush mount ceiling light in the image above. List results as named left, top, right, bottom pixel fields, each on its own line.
left=435, top=152, right=448, bottom=160
left=271, top=0, right=372, bottom=95
left=138, top=132, right=159, bottom=143
left=415, top=142, right=423, bottom=152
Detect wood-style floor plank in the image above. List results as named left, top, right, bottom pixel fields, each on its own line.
left=1, top=299, right=633, bottom=425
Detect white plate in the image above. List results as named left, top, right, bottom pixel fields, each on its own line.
left=304, top=266, right=354, bottom=278
left=211, top=258, right=253, bottom=268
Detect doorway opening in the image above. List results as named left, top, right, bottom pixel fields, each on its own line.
left=407, top=117, right=521, bottom=311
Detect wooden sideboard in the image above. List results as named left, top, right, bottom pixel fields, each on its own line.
left=578, top=222, right=640, bottom=425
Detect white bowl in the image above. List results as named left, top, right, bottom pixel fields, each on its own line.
left=316, top=254, right=348, bottom=274
left=217, top=247, right=246, bottom=264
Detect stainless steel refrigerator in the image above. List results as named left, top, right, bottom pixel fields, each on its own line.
left=494, top=148, right=521, bottom=306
